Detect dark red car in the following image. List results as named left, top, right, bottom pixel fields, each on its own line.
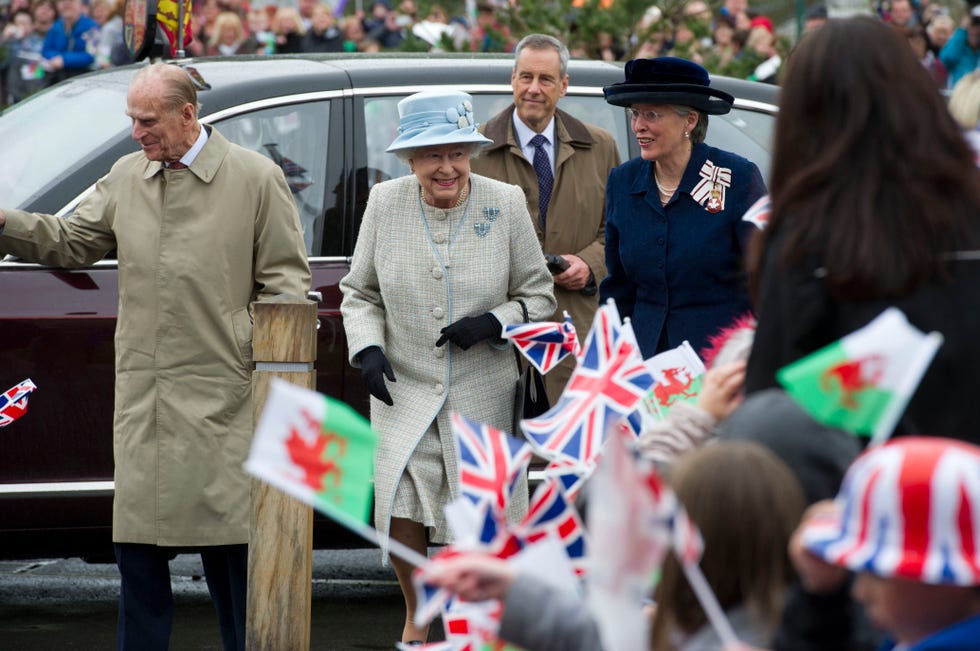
left=0, top=54, right=777, bottom=559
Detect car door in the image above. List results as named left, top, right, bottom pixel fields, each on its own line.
left=205, top=93, right=354, bottom=412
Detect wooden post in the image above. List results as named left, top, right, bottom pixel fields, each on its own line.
left=248, top=295, right=317, bottom=651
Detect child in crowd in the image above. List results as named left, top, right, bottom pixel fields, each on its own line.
left=426, top=441, right=806, bottom=651
left=798, top=437, right=980, bottom=651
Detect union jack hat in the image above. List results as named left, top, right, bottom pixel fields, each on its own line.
left=802, top=437, right=980, bottom=586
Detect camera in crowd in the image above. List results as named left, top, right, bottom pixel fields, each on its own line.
left=545, top=253, right=597, bottom=296
left=545, top=253, right=570, bottom=274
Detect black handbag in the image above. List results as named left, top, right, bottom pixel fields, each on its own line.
left=513, top=300, right=551, bottom=433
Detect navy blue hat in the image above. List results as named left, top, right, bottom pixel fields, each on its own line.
left=603, top=57, right=734, bottom=115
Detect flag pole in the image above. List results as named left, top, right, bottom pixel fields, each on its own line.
left=868, top=331, right=944, bottom=448
left=682, top=562, right=740, bottom=647
left=328, top=509, right=432, bottom=568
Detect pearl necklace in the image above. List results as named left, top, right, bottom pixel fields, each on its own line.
left=421, top=183, right=469, bottom=208
left=655, top=174, right=678, bottom=197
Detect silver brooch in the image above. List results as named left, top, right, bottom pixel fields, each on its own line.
left=474, top=223, right=491, bottom=238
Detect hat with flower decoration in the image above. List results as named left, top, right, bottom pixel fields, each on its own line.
left=603, top=57, right=734, bottom=115
left=802, top=436, right=980, bottom=586
left=386, top=90, right=493, bottom=153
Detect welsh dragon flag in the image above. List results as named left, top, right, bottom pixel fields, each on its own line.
left=643, top=341, right=706, bottom=418
left=623, top=341, right=705, bottom=435
left=777, top=308, right=943, bottom=443
left=245, top=378, right=377, bottom=526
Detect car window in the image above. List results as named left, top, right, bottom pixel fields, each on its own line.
left=708, top=108, right=773, bottom=182
left=0, top=81, right=131, bottom=209
left=216, top=101, right=332, bottom=256
left=362, top=93, right=632, bottom=195
left=360, top=93, right=771, bottom=195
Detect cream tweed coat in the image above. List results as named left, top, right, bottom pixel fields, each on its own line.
left=340, top=172, right=556, bottom=555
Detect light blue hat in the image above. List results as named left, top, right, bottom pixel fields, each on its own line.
left=386, top=90, right=493, bottom=153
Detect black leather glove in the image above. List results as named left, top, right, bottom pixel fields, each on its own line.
left=435, top=313, right=501, bottom=350
left=358, top=346, right=395, bottom=406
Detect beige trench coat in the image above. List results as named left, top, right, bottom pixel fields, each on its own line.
left=0, top=128, right=311, bottom=546
left=470, top=107, right=621, bottom=402
left=340, top=173, right=556, bottom=554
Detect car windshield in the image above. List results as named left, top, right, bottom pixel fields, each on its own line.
left=0, top=77, right=132, bottom=209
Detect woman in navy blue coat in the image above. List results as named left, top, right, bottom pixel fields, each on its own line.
left=600, top=57, right=767, bottom=359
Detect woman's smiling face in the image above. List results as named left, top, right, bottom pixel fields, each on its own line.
left=410, top=144, right=472, bottom=208
left=628, top=104, right=693, bottom=162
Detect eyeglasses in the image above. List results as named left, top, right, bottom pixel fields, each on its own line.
left=625, top=107, right=665, bottom=123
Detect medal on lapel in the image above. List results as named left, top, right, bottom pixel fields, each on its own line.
left=706, top=184, right=723, bottom=213
left=691, top=160, right=731, bottom=214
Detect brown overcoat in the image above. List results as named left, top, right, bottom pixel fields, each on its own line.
left=471, top=107, right=620, bottom=401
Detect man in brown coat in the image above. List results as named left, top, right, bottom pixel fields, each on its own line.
left=0, top=63, right=310, bottom=650
left=471, top=33, right=621, bottom=402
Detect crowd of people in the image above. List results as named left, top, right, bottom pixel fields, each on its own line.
left=3, top=0, right=980, bottom=649
left=4, top=0, right=980, bottom=108
left=415, top=17, right=980, bottom=651
left=339, top=15, right=980, bottom=651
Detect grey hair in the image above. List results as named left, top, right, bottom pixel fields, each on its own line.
left=131, top=63, right=202, bottom=117
left=514, top=33, right=569, bottom=79
left=672, top=106, right=709, bottom=143
left=394, top=142, right=484, bottom=164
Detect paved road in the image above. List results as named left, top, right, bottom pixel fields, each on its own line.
left=0, top=550, right=444, bottom=650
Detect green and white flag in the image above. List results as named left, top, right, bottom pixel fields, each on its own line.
left=641, top=341, right=707, bottom=421
left=777, top=307, right=943, bottom=445
left=245, top=378, right=377, bottom=527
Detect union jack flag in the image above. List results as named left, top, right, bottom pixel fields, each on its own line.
left=639, top=461, right=704, bottom=565
left=741, top=194, right=771, bottom=230
left=452, top=412, right=532, bottom=514
left=542, top=457, right=596, bottom=501
left=0, top=379, right=37, bottom=428
left=413, top=504, right=522, bottom=627
left=577, top=300, right=622, bottom=366
left=474, top=503, right=524, bottom=560
left=516, top=478, right=588, bottom=575
left=521, top=303, right=654, bottom=465
left=503, top=311, right=581, bottom=375
left=413, top=546, right=463, bottom=626
left=443, top=600, right=502, bottom=651
left=643, top=463, right=704, bottom=566
left=803, top=437, right=980, bottom=586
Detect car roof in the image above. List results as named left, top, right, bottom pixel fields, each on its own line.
left=82, top=53, right=777, bottom=113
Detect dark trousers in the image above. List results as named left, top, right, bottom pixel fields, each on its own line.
left=114, top=542, right=248, bottom=651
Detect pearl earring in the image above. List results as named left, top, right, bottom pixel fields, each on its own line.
left=684, top=131, right=689, bottom=138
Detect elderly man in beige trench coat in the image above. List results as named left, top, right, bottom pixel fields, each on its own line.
left=0, top=64, right=310, bottom=651
left=470, top=33, right=622, bottom=404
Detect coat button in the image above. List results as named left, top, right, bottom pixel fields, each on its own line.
left=435, top=382, right=445, bottom=393
left=434, top=346, right=445, bottom=358
left=435, top=211, right=448, bottom=221
left=432, top=267, right=444, bottom=279
left=432, top=233, right=446, bottom=244
left=657, top=237, right=665, bottom=245
left=433, top=306, right=445, bottom=319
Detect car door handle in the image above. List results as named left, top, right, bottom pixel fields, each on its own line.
left=307, top=290, right=323, bottom=303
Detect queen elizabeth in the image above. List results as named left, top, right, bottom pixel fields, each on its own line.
left=339, top=89, right=556, bottom=645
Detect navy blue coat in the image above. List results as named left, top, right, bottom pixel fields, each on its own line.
left=600, top=142, right=766, bottom=359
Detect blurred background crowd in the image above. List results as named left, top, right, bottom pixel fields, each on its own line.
left=0, top=0, right=977, bottom=106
